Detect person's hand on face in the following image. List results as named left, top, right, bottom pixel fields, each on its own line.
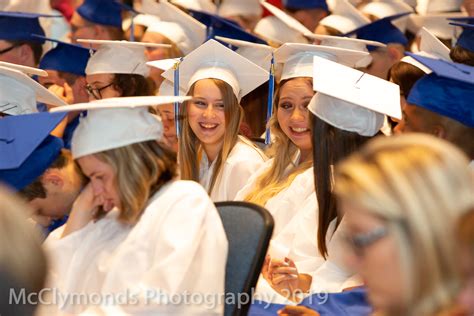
left=48, top=82, right=75, bottom=106
left=61, top=183, right=104, bottom=237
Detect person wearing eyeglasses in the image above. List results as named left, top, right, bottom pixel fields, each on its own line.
left=80, top=40, right=170, bottom=102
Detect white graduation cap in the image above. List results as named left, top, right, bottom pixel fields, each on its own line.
left=274, top=43, right=370, bottom=81
left=319, top=0, right=371, bottom=35
left=361, top=0, right=414, bottom=32
left=308, top=56, right=401, bottom=136
left=260, top=1, right=313, bottom=36
left=218, top=0, right=263, bottom=18
left=161, top=39, right=269, bottom=101
left=50, top=96, right=190, bottom=159
left=0, top=66, right=66, bottom=115
left=215, top=36, right=274, bottom=69
left=142, top=0, right=207, bottom=55
left=306, top=34, right=385, bottom=67
left=416, top=0, right=463, bottom=15
left=254, top=16, right=309, bottom=45
left=0, top=61, right=48, bottom=77
left=170, top=0, right=217, bottom=14
left=407, top=12, right=466, bottom=39
left=146, top=58, right=186, bottom=96
left=400, top=27, right=451, bottom=73
left=126, top=14, right=161, bottom=29
left=79, top=39, right=171, bottom=77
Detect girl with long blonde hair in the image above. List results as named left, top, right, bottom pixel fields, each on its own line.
left=162, top=39, right=268, bottom=201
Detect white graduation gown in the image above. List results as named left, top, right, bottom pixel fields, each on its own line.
left=200, top=136, right=267, bottom=202
left=42, top=180, right=228, bottom=315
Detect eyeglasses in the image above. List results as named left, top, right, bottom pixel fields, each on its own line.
left=86, top=83, right=114, bottom=100
left=0, top=43, right=20, bottom=55
left=344, top=226, right=388, bottom=257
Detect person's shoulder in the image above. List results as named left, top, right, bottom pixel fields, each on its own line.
left=227, top=137, right=267, bottom=164
left=154, top=180, right=209, bottom=199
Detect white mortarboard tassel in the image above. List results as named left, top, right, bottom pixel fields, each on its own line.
left=80, top=39, right=171, bottom=77
left=161, top=39, right=269, bottom=102
left=0, top=66, right=66, bottom=115
left=400, top=27, right=451, bottom=74
left=50, top=96, right=191, bottom=159
left=274, top=43, right=370, bottom=81
left=308, top=56, right=401, bottom=136
left=319, top=0, right=370, bottom=34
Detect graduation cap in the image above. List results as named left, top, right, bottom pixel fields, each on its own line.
left=170, top=0, right=217, bottom=14
left=309, top=56, right=401, bottom=136
left=0, top=11, right=61, bottom=43
left=344, top=13, right=409, bottom=47
left=406, top=55, right=474, bottom=127
left=79, top=39, right=171, bottom=77
left=50, top=96, right=191, bottom=159
left=0, top=65, right=67, bottom=115
left=361, top=0, right=414, bottom=32
left=416, top=0, right=463, bottom=15
left=146, top=58, right=186, bottom=96
left=218, top=0, right=263, bottom=18
left=76, top=0, right=123, bottom=28
left=274, top=43, right=370, bottom=81
left=260, top=1, right=313, bottom=37
left=449, top=17, right=474, bottom=53
left=215, top=36, right=274, bottom=69
left=187, top=8, right=267, bottom=45
left=400, top=27, right=451, bottom=74
left=162, top=39, right=269, bottom=101
left=282, top=0, right=329, bottom=11
left=407, top=12, right=465, bottom=40
left=254, top=16, right=307, bottom=45
left=0, top=112, right=66, bottom=191
left=0, top=61, right=47, bottom=77
left=319, top=0, right=370, bottom=35
left=35, top=35, right=92, bottom=76
left=142, top=1, right=207, bottom=55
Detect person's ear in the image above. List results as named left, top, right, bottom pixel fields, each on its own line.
left=17, top=44, right=34, bottom=66
left=431, top=124, right=447, bottom=139
left=386, top=45, right=404, bottom=62
left=42, top=170, right=65, bottom=190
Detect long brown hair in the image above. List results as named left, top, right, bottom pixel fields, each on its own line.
left=95, top=140, right=177, bottom=224
left=178, top=78, right=243, bottom=195
left=312, top=114, right=373, bottom=258
left=245, top=78, right=313, bottom=206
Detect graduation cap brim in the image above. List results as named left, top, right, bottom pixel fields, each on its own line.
left=0, top=61, right=48, bottom=77
left=0, top=66, right=67, bottom=107
left=405, top=53, right=474, bottom=84
left=77, top=39, right=172, bottom=49
left=50, top=96, right=192, bottom=113
left=0, top=111, right=66, bottom=170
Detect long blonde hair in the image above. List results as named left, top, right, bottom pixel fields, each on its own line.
left=95, top=140, right=177, bottom=224
left=178, top=78, right=243, bottom=195
left=335, top=134, right=474, bottom=316
left=244, top=78, right=313, bottom=206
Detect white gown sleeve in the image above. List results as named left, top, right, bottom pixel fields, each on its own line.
left=95, top=181, right=228, bottom=315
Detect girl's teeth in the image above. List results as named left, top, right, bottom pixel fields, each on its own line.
left=291, top=127, right=308, bottom=133
left=201, top=123, right=217, bottom=128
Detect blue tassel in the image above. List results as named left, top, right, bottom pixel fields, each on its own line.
left=173, top=58, right=183, bottom=137
left=265, top=54, right=275, bottom=145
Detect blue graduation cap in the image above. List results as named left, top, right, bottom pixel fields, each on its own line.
left=406, top=54, right=474, bottom=128
left=34, top=35, right=92, bottom=76
left=188, top=9, right=268, bottom=45
left=344, top=13, right=409, bottom=49
left=0, top=112, right=66, bottom=191
left=282, top=0, right=329, bottom=11
left=0, top=11, right=60, bottom=43
left=76, top=0, right=123, bottom=28
left=449, top=17, right=474, bottom=53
